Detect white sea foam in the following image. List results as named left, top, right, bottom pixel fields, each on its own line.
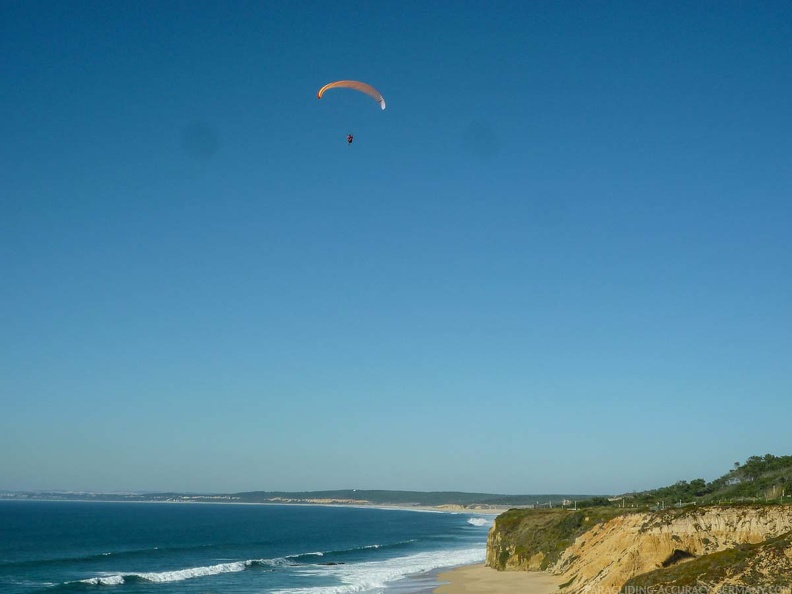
left=272, top=546, right=486, bottom=594
left=258, top=557, right=294, bottom=566
left=136, top=561, right=247, bottom=582
left=467, top=517, right=489, bottom=527
left=79, top=575, right=125, bottom=585
left=76, top=557, right=289, bottom=586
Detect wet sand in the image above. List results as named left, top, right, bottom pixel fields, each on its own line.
left=434, top=564, right=562, bottom=594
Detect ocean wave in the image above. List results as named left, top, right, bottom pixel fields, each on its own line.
left=66, top=539, right=481, bottom=590
left=136, top=560, right=248, bottom=582
left=63, top=538, right=424, bottom=584
left=271, top=546, right=486, bottom=594
left=354, top=540, right=415, bottom=552
left=70, top=540, right=422, bottom=587
left=72, top=556, right=290, bottom=587
left=287, top=540, right=415, bottom=564
left=287, top=551, right=327, bottom=561
left=466, top=517, right=490, bottom=527
left=78, top=575, right=125, bottom=586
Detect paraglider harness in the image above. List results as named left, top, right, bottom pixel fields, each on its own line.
left=347, top=134, right=354, bottom=145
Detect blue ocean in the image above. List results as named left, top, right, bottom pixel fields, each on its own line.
left=0, top=501, right=491, bottom=594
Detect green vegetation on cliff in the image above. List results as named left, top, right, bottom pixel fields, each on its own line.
left=556, top=454, right=792, bottom=510
left=488, top=507, right=633, bottom=570
left=625, top=454, right=792, bottom=506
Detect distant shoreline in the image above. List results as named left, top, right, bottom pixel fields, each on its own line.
left=0, top=497, right=511, bottom=515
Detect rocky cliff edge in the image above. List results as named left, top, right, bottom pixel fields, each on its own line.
left=487, top=506, right=792, bottom=594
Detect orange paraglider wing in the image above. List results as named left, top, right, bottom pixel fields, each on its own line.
left=317, top=80, right=386, bottom=110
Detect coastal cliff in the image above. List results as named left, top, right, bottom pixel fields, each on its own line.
left=487, top=506, right=792, bottom=593
left=623, top=532, right=792, bottom=591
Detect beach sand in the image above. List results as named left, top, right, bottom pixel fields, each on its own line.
left=434, top=564, right=562, bottom=594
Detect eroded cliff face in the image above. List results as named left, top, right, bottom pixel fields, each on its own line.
left=487, top=506, right=792, bottom=593
left=623, top=532, right=792, bottom=591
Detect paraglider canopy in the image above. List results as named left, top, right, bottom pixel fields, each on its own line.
left=317, top=80, right=386, bottom=110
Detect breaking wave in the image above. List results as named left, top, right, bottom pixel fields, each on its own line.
left=73, top=557, right=289, bottom=586
left=467, top=517, right=489, bottom=527
left=67, top=542, right=485, bottom=591
left=285, top=540, right=414, bottom=563
left=68, top=538, right=430, bottom=587
left=271, top=546, right=486, bottom=594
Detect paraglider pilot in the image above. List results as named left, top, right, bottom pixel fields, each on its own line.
left=347, top=134, right=353, bottom=145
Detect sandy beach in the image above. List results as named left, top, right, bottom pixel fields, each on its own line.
left=434, top=564, right=562, bottom=594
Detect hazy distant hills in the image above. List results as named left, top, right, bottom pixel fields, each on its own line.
left=6, top=455, right=789, bottom=509
left=0, top=489, right=595, bottom=507
left=233, top=490, right=596, bottom=507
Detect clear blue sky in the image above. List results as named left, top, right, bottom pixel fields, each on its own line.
left=2, top=1, right=790, bottom=495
